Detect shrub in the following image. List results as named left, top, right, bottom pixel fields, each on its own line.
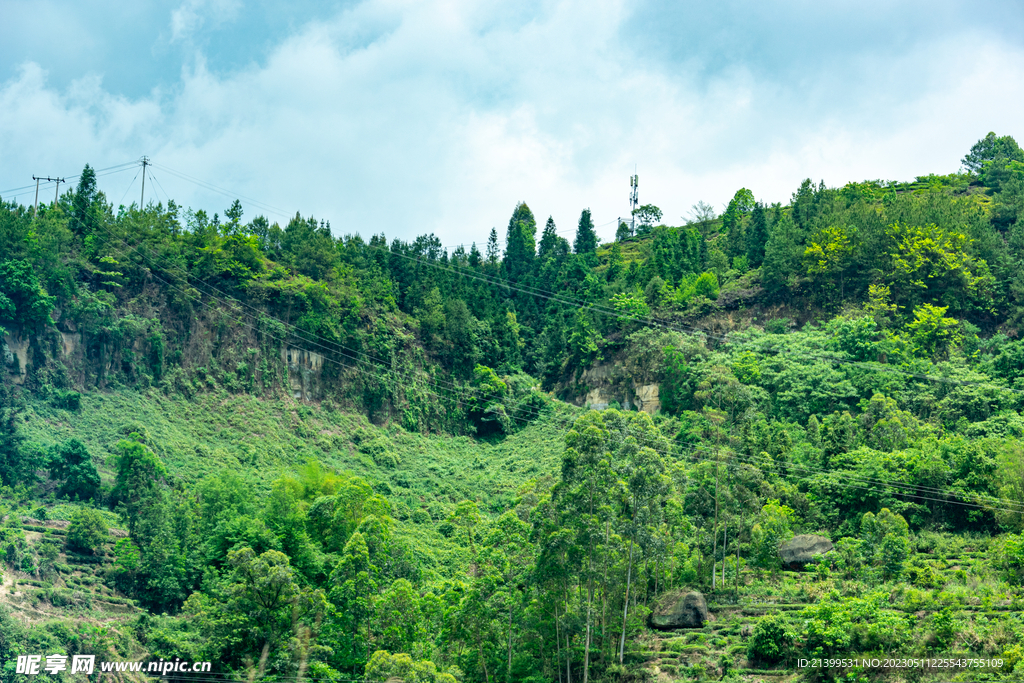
left=747, top=612, right=793, bottom=664
left=66, top=509, right=108, bottom=555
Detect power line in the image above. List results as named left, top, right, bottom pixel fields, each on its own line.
left=30, top=161, right=1022, bottom=516
left=96, top=231, right=1024, bottom=517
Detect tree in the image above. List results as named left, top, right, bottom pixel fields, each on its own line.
left=573, top=209, right=598, bottom=259
left=906, top=303, right=960, bottom=360
left=962, top=132, right=1024, bottom=174
left=762, top=211, right=801, bottom=298
left=486, top=228, right=501, bottom=266
left=538, top=216, right=561, bottom=260
left=746, top=202, right=770, bottom=268
left=0, top=381, right=26, bottom=487
left=224, top=200, right=244, bottom=233
left=632, top=204, right=662, bottom=234
left=861, top=508, right=909, bottom=579
left=751, top=499, right=794, bottom=575
left=687, top=201, right=716, bottom=237
left=328, top=531, right=377, bottom=672
left=222, top=547, right=324, bottom=663
left=71, top=164, right=100, bottom=234
left=722, top=188, right=755, bottom=258
left=48, top=438, right=100, bottom=500
left=747, top=612, right=793, bottom=663
left=504, top=203, right=537, bottom=282
left=803, top=225, right=856, bottom=303
left=0, top=259, right=55, bottom=328
left=365, top=650, right=457, bottom=683
left=110, top=439, right=167, bottom=534
left=67, top=508, right=109, bottom=555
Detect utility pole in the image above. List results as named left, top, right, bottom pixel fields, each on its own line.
left=33, top=176, right=64, bottom=211
left=140, top=156, right=150, bottom=208
left=53, top=177, right=65, bottom=206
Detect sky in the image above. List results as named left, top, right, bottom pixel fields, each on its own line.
left=2, top=0, right=1023, bottom=247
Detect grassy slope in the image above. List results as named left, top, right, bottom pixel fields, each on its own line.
left=20, top=388, right=580, bottom=578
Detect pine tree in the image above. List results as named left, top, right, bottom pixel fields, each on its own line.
left=71, top=164, right=100, bottom=235
left=486, top=228, right=501, bottom=266
left=574, top=209, right=598, bottom=261
left=504, top=203, right=537, bottom=281
left=538, top=216, right=560, bottom=261
left=746, top=201, right=770, bottom=268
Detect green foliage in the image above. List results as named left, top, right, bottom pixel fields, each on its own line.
left=365, top=650, right=457, bottom=683
left=747, top=612, right=793, bottom=663
left=66, top=508, right=108, bottom=554
left=110, top=438, right=167, bottom=534
left=0, top=259, right=55, bottom=327
left=47, top=439, right=100, bottom=500
left=751, top=499, right=794, bottom=573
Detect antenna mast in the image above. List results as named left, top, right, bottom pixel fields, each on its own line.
left=629, top=168, right=639, bottom=235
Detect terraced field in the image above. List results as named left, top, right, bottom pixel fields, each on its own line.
left=623, top=542, right=1023, bottom=681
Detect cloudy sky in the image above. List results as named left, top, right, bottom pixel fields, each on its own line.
left=2, top=0, right=1023, bottom=247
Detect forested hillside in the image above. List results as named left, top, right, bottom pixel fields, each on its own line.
left=2, top=132, right=1024, bottom=682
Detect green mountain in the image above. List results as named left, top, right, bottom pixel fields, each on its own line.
left=2, top=133, right=1024, bottom=682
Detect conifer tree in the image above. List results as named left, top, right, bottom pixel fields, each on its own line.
left=574, top=209, right=598, bottom=261
left=746, top=201, right=770, bottom=268
left=504, top=203, right=537, bottom=281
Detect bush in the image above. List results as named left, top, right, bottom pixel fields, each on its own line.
left=66, top=509, right=108, bottom=555
left=747, top=612, right=793, bottom=664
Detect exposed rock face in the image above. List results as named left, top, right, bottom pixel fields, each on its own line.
left=650, top=590, right=709, bottom=629
left=283, top=347, right=324, bottom=400
left=635, top=383, right=660, bottom=414
left=779, top=534, right=833, bottom=568
left=3, top=333, right=30, bottom=385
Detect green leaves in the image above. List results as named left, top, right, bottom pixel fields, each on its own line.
left=66, top=508, right=109, bottom=554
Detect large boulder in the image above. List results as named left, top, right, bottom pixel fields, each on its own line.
left=779, top=534, right=833, bottom=569
left=649, top=590, right=708, bottom=629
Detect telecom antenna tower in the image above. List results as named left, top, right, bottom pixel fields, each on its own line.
left=629, top=170, right=639, bottom=235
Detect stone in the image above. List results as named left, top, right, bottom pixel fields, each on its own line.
left=635, top=383, right=661, bottom=414
left=779, top=534, right=833, bottom=568
left=649, top=590, right=709, bottom=629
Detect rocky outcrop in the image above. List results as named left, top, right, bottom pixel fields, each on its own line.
left=3, top=332, right=31, bottom=384
left=571, top=362, right=663, bottom=414
left=283, top=346, right=324, bottom=400
left=635, top=383, right=660, bottom=414
left=649, top=590, right=709, bottom=629
left=779, top=534, right=833, bottom=568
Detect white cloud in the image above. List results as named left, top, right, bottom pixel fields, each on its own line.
left=170, top=0, right=241, bottom=42
left=2, top=0, right=1023, bottom=245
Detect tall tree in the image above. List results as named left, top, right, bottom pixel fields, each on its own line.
left=505, top=203, right=537, bottom=281
left=746, top=202, right=770, bottom=268
left=573, top=209, right=598, bottom=261
left=71, top=164, right=100, bottom=235
left=538, top=217, right=560, bottom=261
left=722, top=189, right=755, bottom=259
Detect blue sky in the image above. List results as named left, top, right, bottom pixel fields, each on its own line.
left=2, top=0, right=1023, bottom=246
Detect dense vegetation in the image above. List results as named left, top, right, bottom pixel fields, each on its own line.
left=1, top=132, right=1024, bottom=682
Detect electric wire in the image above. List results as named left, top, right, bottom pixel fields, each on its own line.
left=118, top=170, right=142, bottom=208
left=94, top=226, right=1024, bottom=515
left=101, top=234, right=578, bottom=434
left=0, top=161, right=140, bottom=200
left=96, top=235, right=1024, bottom=517
left=379, top=246, right=1024, bottom=399
left=30, top=161, right=1020, bottom=517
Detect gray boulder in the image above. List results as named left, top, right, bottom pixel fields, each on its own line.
left=779, top=534, right=833, bottom=568
left=649, top=590, right=708, bottom=629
